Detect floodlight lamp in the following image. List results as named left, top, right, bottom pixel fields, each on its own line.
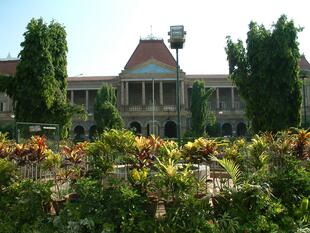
left=168, top=25, right=186, bottom=49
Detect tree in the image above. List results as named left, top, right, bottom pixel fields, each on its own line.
left=94, top=83, right=124, bottom=132
left=190, top=80, right=215, bottom=137
left=1, top=18, right=82, bottom=138
left=48, top=20, right=68, bottom=93
left=226, top=15, right=302, bottom=133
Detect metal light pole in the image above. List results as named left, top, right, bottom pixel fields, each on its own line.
left=176, top=48, right=180, bottom=145
left=10, top=114, right=15, bottom=140
left=168, top=25, right=186, bottom=147
left=152, top=77, right=155, bottom=135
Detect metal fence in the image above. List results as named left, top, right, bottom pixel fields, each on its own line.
left=18, top=160, right=233, bottom=194
left=16, top=122, right=60, bottom=152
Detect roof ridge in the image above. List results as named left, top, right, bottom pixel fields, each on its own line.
left=124, top=39, right=176, bottom=70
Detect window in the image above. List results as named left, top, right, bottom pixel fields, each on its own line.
left=234, top=101, right=240, bottom=110
left=219, top=101, right=226, bottom=110
left=0, top=102, right=6, bottom=112
left=207, top=102, right=212, bottom=110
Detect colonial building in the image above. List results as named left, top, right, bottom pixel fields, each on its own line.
left=1, top=39, right=310, bottom=140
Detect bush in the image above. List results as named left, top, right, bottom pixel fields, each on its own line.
left=0, top=179, right=53, bottom=232
left=0, top=158, right=16, bottom=189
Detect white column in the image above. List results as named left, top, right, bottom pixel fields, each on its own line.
left=160, top=81, right=163, bottom=105
left=121, top=82, right=124, bottom=105
left=231, top=87, right=235, bottom=109
left=216, top=88, right=220, bottom=109
left=181, top=81, right=185, bottom=105
left=142, top=82, right=146, bottom=105
left=71, top=90, right=74, bottom=104
left=6, top=96, right=11, bottom=111
left=85, top=90, right=89, bottom=112
left=125, top=82, right=129, bottom=106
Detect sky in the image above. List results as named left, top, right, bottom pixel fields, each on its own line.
left=1, top=0, right=310, bottom=76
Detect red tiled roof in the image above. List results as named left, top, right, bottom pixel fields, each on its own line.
left=300, top=55, right=310, bottom=71
left=187, top=74, right=228, bottom=79
left=0, top=60, right=19, bottom=75
left=125, top=39, right=176, bottom=69
left=68, top=76, right=116, bottom=81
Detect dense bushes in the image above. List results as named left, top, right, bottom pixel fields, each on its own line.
left=0, top=129, right=309, bottom=232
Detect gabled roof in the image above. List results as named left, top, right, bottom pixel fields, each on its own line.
left=68, top=76, right=116, bottom=81
left=300, top=55, right=310, bottom=71
left=0, top=59, right=19, bottom=75
left=124, top=39, right=176, bottom=69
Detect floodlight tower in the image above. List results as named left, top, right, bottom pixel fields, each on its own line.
left=168, top=25, right=186, bottom=146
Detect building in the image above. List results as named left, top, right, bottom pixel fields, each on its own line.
left=1, top=39, right=310, bottom=139
left=0, top=57, right=17, bottom=124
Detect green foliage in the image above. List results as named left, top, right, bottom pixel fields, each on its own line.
left=87, top=129, right=135, bottom=179
left=54, top=178, right=156, bottom=233
left=183, top=137, right=220, bottom=164
left=0, top=179, right=53, bottom=232
left=190, top=81, right=215, bottom=137
left=3, top=18, right=80, bottom=139
left=0, top=123, right=14, bottom=139
left=95, top=102, right=124, bottom=131
left=94, top=83, right=124, bottom=132
left=48, top=20, right=68, bottom=92
left=267, top=157, right=310, bottom=216
left=206, top=122, right=221, bottom=137
left=226, top=15, right=302, bottom=133
left=213, top=183, right=285, bottom=232
left=15, top=18, right=56, bottom=116
left=211, top=156, right=241, bottom=186
left=158, top=197, right=217, bottom=233
left=0, top=131, right=9, bottom=142
left=0, top=158, right=16, bottom=189
left=1, top=129, right=310, bottom=232
left=295, top=197, right=310, bottom=224
left=0, top=74, right=15, bottom=97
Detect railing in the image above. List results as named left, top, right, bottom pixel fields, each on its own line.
left=126, top=105, right=177, bottom=112
left=18, top=160, right=233, bottom=194
left=205, top=101, right=246, bottom=111
left=19, top=164, right=53, bottom=180
left=163, top=105, right=176, bottom=111
left=128, top=106, right=142, bottom=111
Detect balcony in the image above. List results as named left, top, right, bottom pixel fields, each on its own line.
left=124, top=105, right=177, bottom=112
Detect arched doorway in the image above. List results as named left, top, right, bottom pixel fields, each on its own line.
left=222, top=123, right=232, bottom=137
left=164, top=121, right=177, bottom=138
left=89, top=125, right=97, bottom=141
left=74, top=125, right=85, bottom=141
left=237, top=122, right=247, bottom=136
left=130, top=121, right=141, bottom=135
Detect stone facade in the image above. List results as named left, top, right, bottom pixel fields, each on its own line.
left=1, top=40, right=310, bottom=140
left=67, top=40, right=248, bottom=139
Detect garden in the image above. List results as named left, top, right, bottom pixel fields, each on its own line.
left=0, top=128, right=309, bottom=233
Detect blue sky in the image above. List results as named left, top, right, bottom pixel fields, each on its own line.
left=1, top=0, right=310, bottom=76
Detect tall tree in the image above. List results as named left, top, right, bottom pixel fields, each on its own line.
left=226, top=15, right=302, bottom=133
left=48, top=21, right=68, bottom=92
left=190, top=80, right=215, bottom=137
left=94, top=83, right=124, bottom=132
left=2, top=18, right=82, bottom=138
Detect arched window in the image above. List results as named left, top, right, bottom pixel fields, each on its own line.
left=237, top=122, right=247, bottom=136
left=130, top=121, right=142, bottom=135
left=74, top=125, right=85, bottom=141
left=89, top=125, right=97, bottom=141
left=164, top=121, right=177, bottom=138
left=222, top=123, right=232, bottom=137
